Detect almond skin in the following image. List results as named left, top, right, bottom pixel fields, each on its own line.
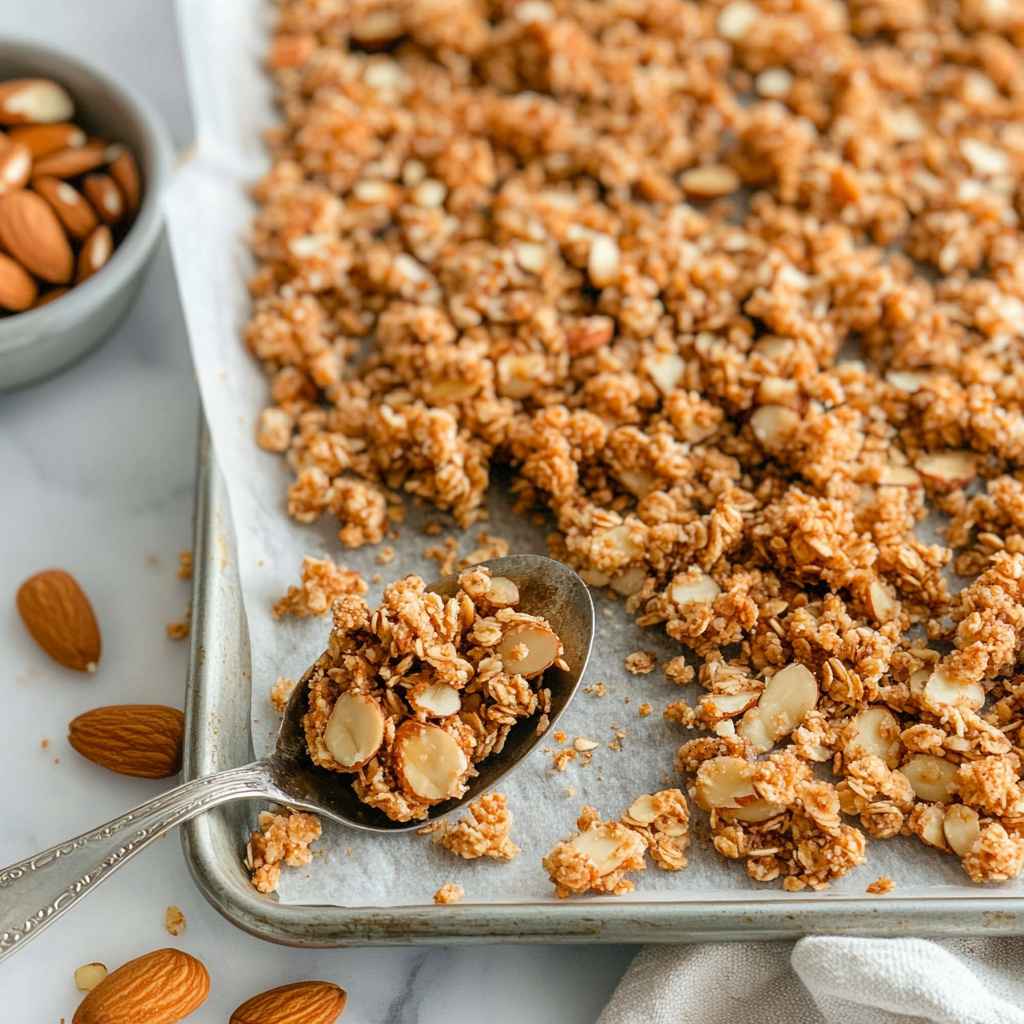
left=69, top=705, right=184, bottom=778
left=9, top=121, right=87, bottom=158
left=0, top=78, right=74, bottom=125
left=16, top=569, right=101, bottom=671
left=73, top=948, right=209, bottom=1024
left=76, top=224, right=113, bottom=284
left=231, top=981, right=347, bottom=1024
left=0, top=251, right=37, bottom=311
left=0, top=189, right=73, bottom=283
left=31, top=141, right=107, bottom=180
left=108, top=148, right=141, bottom=212
left=33, top=176, right=99, bottom=240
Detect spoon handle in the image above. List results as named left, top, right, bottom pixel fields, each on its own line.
left=0, top=760, right=273, bottom=962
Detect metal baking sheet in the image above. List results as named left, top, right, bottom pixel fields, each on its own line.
left=180, top=421, right=1024, bottom=944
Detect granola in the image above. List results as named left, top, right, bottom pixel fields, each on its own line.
left=302, top=567, right=564, bottom=821
left=433, top=882, right=465, bottom=905
left=245, top=808, right=322, bottom=894
left=437, top=792, right=520, bottom=861
left=272, top=554, right=367, bottom=619
left=247, top=0, right=1024, bottom=891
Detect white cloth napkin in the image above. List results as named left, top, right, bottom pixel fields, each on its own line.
left=599, top=939, right=1024, bottom=1024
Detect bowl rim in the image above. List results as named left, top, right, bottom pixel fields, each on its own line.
left=0, top=36, right=174, bottom=353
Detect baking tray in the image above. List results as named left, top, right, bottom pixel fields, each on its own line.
left=180, top=421, right=1024, bottom=945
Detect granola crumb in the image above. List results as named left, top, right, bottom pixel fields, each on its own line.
left=866, top=876, right=894, bottom=895
left=433, top=882, right=464, bottom=905
left=245, top=809, right=321, bottom=894
left=40, top=738, right=49, bottom=750
left=272, top=555, right=367, bottom=619
left=166, top=616, right=190, bottom=641
left=177, top=550, right=193, bottom=581
left=552, top=748, right=577, bottom=772
left=270, top=676, right=296, bottom=714
left=438, top=793, right=520, bottom=861
left=375, top=545, right=396, bottom=566
left=553, top=730, right=568, bottom=744
left=164, top=905, right=186, bottom=936
left=625, top=651, right=657, bottom=675
left=638, top=703, right=653, bottom=718
left=584, top=682, right=608, bottom=697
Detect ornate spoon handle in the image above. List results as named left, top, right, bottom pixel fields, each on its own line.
left=0, top=760, right=272, bottom=961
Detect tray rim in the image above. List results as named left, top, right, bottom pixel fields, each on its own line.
left=180, top=422, right=1024, bottom=945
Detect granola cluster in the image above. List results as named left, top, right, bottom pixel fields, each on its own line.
left=437, top=791, right=521, bottom=861
left=245, top=809, right=322, bottom=894
left=302, top=566, right=564, bottom=821
left=251, top=0, right=1024, bottom=889
left=544, top=789, right=690, bottom=896
left=272, top=554, right=368, bottom=618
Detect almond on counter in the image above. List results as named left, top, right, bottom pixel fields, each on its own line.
left=16, top=568, right=101, bottom=671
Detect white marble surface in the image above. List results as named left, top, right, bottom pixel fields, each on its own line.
left=0, top=2, right=636, bottom=1019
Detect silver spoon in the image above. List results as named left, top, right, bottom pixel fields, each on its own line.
left=0, top=554, right=594, bottom=962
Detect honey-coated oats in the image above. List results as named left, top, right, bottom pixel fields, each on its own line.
left=250, top=0, right=1024, bottom=890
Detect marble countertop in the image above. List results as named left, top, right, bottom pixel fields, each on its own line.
left=0, top=3, right=635, bottom=1020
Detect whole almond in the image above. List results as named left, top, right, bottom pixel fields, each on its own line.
left=16, top=568, right=101, bottom=671
left=0, top=138, right=31, bottom=194
left=32, top=286, right=68, bottom=308
left=32, top=141, right=107, bottom=180
left=76, top=224, right=113, bottom=284
left=33, top=176, right=99, bottom=240
left=83, top=173, right=124, bottom=224
left=0, top=189, right=73, bottom=283
left=9, top=121, right=86, bottom=158
left=230, top=981, right=347, bottom=1024
left=108, top=148, right=141, bottom=212
left=69, top=705, right=184, bottom=778
left=73, top=948, right=209, bottom=1024
left=0, top=78, right=74, bottom=125
left=0, top=251, right=37, bottom=311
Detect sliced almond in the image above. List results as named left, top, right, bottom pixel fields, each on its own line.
left=916, top=803, right=949, bottom=849
left=599, top=523, right=643, bottom=563
left=900, top=755, right=958, bottom=803
left=0, top=251, right=37, bottom=311
left=646, top=351, right=685, bottom=394
left=393, top=720, right=468, bottom=802
left=923, top=668, right=985, bottom=711
left=670, top=571, right=720, bottom=606
left=750, top=404, right=800, bottom=450
left=108, top=148, right=141, bottom=212
left=915, top=451, right=976, bottom=489
left=76, top=225, right=113, bottom=284
left=0, top=139, right=30, bottom=194
left=738, top=663, right=817, bottom=753
left=323, top=691, right=385, bottom=769
left=846, top=707, right=901, bottom=768
left=587, top=233, right=620, bottom=288
left=609, top=565, right=646, bottom=596
left=886, top=370, right=926, bottom=393
left=498, top=621, right=562, bottom=677
left=574, top=736, right=598, bottom=752
left=943, top=804, right=981, bottom=857
left=729, top=798, right=786, bottom=823
left=31, top=141, right=107, bottom=180
left=570, top=823, right=634, bottom=875
left=866, top=579, right=898, bottom=623
left=700, top=691, right=761, bottom=722
left=694, top=755, right=755, bottom=810
left=9, top=121, right=85, bottom=158
left=0, top=79, right=74, bottom=124
left=486, top=576, right=519, bottom=607
left=625, top=794, right=660, bottom=825
left=409, top=682, right=461, bottom=718
left=82, top=173, right=124, bottom=225
left=33, top=176, right=99, bottom=240
left=681, top=164, right=739, bottom=199
left=496, top=352, right=545, bottom=399
left=74, top=962, right=108, bottom=992
left=879, top=464, right=922, bottom=487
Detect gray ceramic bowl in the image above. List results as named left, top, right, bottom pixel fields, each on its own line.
left=0, top=39, right=173, bottom=391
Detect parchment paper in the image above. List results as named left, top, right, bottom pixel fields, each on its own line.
left=166, top=0, right=1012, bottom=906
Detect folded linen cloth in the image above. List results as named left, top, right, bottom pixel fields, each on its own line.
left=599, top=938, right=1024, bottom=1024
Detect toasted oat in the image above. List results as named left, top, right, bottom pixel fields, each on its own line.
left=375, top=545, right=396, bottom=566
left=272, top=555, right=367, bottom=619
left=866, top=876, right=894, bottom=895
left=638, top=703, right=653, bottom=718
left=437, top=792, right=520, bottom=861
left=164, top=905, right=186, bottom=936
left=433, top=882, right=464, bottom=905
left=624, top=651, right=657, bottom=675
left=245, top=809, right=321, bottom=894
left=270, top=676, right=297, bottom=714
left=165, top=616, right=190, bottom=641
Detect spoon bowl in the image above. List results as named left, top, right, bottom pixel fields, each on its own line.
left=0, top=555, right=595, bottom=958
